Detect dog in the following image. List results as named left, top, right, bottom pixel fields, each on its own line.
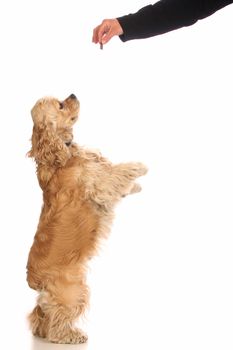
left=26, top=94, right=147, bottom=344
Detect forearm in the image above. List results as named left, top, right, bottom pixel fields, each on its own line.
left=117, top=0, right=233, bottom=41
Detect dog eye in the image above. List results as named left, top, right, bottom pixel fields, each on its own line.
left=59, top=102, right=64, bottom=110
left=71, top=117, right=76, bottom=121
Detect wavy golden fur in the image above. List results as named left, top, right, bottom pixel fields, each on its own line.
left=26, top=94, right=147, bottom=344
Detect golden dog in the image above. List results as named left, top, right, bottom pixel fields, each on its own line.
left=27, top=94, right=147, bottom=344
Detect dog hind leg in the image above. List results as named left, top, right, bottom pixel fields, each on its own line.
left=28, top=305, right=47, bottom=338
left=36, top=280, right=89, bottom=344
left=45, top=303, right=87, bottom=344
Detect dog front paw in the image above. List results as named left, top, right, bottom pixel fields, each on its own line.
left=130, top=182, right=142, bottom=194
left=129, top=162, right=148, bottom=177
left=122, top=182, right=142, bottom=198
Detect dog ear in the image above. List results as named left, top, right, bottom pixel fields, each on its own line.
left=28, top=123, right=70, bottom=167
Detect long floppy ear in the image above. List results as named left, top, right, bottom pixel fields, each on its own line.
left=28, top=122, right=70, bottom=167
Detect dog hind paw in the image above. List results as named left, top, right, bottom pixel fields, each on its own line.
left=49, top=328, right=88, bottom=344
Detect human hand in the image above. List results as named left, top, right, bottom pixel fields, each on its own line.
left=92, top=19, right=123, bottom=46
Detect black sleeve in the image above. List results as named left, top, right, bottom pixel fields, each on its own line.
left=117, top=0, right=233, bottom=41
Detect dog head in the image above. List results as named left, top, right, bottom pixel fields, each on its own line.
left=29, top=94, right=80, bottom=170
left=31, top=94, right=80, bottom=145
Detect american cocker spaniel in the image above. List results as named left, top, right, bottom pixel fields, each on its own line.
left=26, top=94, right=147, bottom=344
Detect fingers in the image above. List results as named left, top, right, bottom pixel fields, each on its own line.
left=92, top=19, right=123, bottom=46
left=92, top=24, right=102, bottom=44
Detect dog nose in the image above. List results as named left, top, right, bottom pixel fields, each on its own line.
left=69, top=94, right=77, bottom=100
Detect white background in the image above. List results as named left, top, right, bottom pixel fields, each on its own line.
left=0, top=1, right=233, bottom=349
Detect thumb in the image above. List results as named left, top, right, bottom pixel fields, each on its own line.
left=98, top=22, right=112, bottom=44
left=101, top=29, right=115, bottom=44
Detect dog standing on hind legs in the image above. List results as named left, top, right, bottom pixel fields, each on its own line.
left=26, top=94, right=147, bottom=344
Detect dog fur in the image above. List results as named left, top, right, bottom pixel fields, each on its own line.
left=26, top=94, right=147, bottom=344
